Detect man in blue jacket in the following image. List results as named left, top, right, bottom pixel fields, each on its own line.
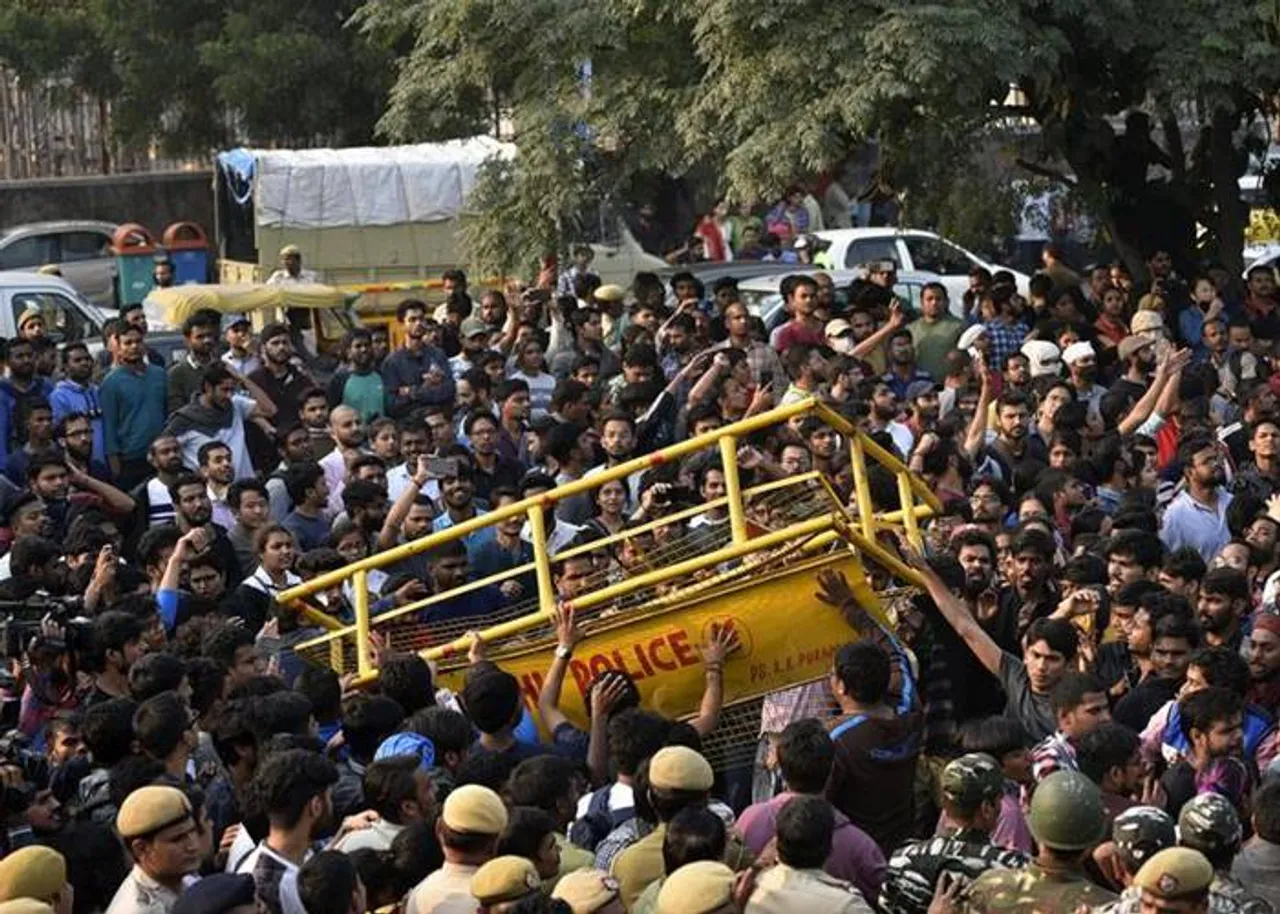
left=50, top=340, right=107, bottom=468
left=380, top=299, right=454, bottom=418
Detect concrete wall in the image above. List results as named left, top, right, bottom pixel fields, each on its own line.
left=0, top=170, right=214, bottom=238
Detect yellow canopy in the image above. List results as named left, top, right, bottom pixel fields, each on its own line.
left=143, top=283, right=353, bottom=328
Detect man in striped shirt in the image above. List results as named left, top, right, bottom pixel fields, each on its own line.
left=1030, top=671, right=1112, bottom=784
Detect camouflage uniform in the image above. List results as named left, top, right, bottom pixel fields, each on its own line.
left=1178, top=795, right=1275, bottom=914
left=964, top=771, right=1117, bottom=914
left=881, top=754, right=1029, bottom=914
left=1095, top=807, right=1178, bottom=914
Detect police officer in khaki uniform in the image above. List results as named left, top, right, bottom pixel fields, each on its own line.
left=964, top=771, right=1117, bottom=914
left=0, top=846, right=74, bottom=914
left=405, top=785, right=508, bottom=914
left=745, top=795, right=874, bottom=914
left=611, top=747, right=753, bottom=909
left=105, top=785, right=203, bottom=914
left=655, top=861, right=738, bottom=914
left=552, top=870, right=624, bottom=914
left=1131, top=847, right=1216, bottom=914
left=470, top=856, right=541, bottom=913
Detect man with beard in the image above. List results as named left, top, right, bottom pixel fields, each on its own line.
left=907, top=282, right=964, bottom=381
left=996, top=528, right=1059, bottom=648
left=881, top=331, right=932, bottom=400
left=165, top=365, right=275, bottom=483
left=169, top=472, right=243, bottom=585
left=318, top=406, right=367, bottom=517
left=907, top=538, right=1079, bottom=740
left=1159, top=688, right=1246, bottom=818
left=779, top=344, right=831, bottom=407
left=862, top=380, right=914, bottom=460
left=1110, top=335, right=1157, bottom=405
left=1106, top=530, right=1164, bottom=598
left=1246, top=613, right=1280, bottom=716
left=198, top=442, right=238, bottom=531
left=1161, top=435, right=1233, bottom=562
left=981, top=391, right=1046, bottom=486
left=1196, top=568, right=1250, bottom=653
left=56, top=411, right=111, bottom=482
left=0, top=336, right=54, bottom=474
left=166, top=310, right=220, bottom=415
left=465, top=411, right=524, bottom=507
left=1030, top=672, right=1113, bottom=783
left=382, top=300, right=454, bottom=420
left=903, top=381, right=941, bottom=440
left=248, top=323, right=315, bottom=428
left=967, top=476, right=1011, bottom=537
left=432, top=457, right=490, bottom=556
left=50, top=341, right=106, bottom=469
left=773, top=275, right=826, bottom=352
left=129, top=436, right=186, bottom=532
left=1233, top=419, right=1280, bottom=501
left=232, top=750, right=340, bottom=914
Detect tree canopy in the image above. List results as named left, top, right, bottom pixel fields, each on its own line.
left=363, top=0, right=1280, bottom=277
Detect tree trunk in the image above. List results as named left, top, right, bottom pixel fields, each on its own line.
left=1208, top=108, right=1247, bottom=278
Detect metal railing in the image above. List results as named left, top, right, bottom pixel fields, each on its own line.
left=280, top=397, right=941, bottom=680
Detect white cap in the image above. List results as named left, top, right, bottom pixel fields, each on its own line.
left=1021, top=340, right=1062, bottom=378
left=957, top=325, right=986, bottom=351
left=1062, top=341, right=1096, bottom=365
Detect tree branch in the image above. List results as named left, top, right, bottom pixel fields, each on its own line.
left=1014, top=157, right=1077, bottom=187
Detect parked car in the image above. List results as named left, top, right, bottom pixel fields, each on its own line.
left=0, top=220, right=120, bottom=308
left=737, top=268, right=936, bottom=333
left=814, top=228, right=1030, bottom=307
left=0, top=270, right=183, bottom=366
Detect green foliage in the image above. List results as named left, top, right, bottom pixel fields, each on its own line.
left=0, top=0, right=392, bottom=159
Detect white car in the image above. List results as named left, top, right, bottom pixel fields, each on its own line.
left=814, top=228, right=1030, bottom=306
left=737, top=268, right=937, bottom=331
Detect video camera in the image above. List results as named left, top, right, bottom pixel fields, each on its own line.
left=0, top=594, right=91, bottom=661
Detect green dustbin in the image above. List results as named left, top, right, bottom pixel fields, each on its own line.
left=111, top=222, right=158, bottom=306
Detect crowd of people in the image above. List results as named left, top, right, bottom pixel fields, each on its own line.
left=0, top=238, right=1277, bottom=914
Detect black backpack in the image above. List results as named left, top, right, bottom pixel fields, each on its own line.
left=567, top=785, right=634, bottom=852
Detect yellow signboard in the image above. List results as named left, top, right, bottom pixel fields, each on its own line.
left=436, top=551, right=886, bottom=729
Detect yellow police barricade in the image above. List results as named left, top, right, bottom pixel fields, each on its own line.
left=283, top=398, right=939, bottom=765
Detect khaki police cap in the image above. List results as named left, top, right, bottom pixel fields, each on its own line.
left=17, top=308, right=43, bottom=329
left=0, top=847, right=65, bottom=903
left=594, top=284, right=626, bottom=303
left=0, top=900, right=53, bottom=914
left=117, top=784, right=193, bottom=839
left=470, top=856, right=540, bottom=905
left=280, top=244, right=301, bottom=257
left=551, top=869, right=620, bottom=914
left=649, top=746, right=714, bottom=792
left=441, top=784, right=508, bottom=835
left=1133, top=847, right=1215, bottom=899
left=656, top=861, right=735, bottom=914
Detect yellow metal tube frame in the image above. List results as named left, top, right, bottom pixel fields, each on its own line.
left=280, top=397, right=943, bottom=677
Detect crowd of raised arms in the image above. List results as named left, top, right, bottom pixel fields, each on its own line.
left=0, top=238, right=1279, bottom=914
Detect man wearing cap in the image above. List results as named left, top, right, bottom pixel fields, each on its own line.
left=449, top=317, right=493, bottom=381
left=267, top=246, right=318, bottom=285
left=907, top=282, right=963, bottom=381
left=172, top=875, right=256, bottom=914
left=1095, top=806, right=1178, bottom=911
left=221, top=315, right=261, bottom=378
left=0, top=846, right=73, bottom=914
left=406, top=784, right=508, bottom=914
left=1020, top=340, right=1062, bottom=380
left=470, top=856, right=541, bottom=913
left=964, top=771, right=1116, bottom=913
left=878, top=754, right=1027, bottom=914
left=655, top=861, right=737, bottom=914
left=1062, top=341, right=1106, bottom=419
left=108, top=785, right=202, bottom=914
left=612, top=746, right=752, bottom=908
left=1129, top=848, right=1216, bottom=914
left=552, top=870, right=624, bottom=914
